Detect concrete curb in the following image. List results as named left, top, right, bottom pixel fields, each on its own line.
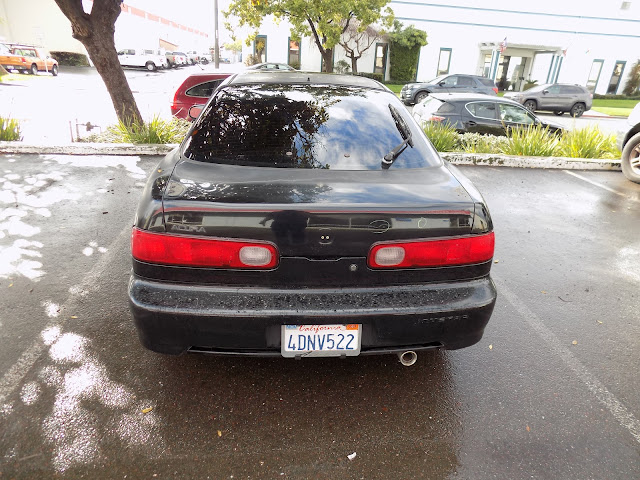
left=0, top=142, right=178, bottom=156
left=0, top=142, right=622, bottom=171
left=440, top=152, right=621, bottom=171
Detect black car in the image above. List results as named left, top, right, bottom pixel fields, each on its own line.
left=401, top=74, right=498, bottom=105
left=413, top=93, right=565, bottom=135
left=129, top=71, right=497, bottom=362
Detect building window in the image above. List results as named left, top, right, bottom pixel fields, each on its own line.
left=586, top=59, right=604, bottom=93
left=482, top=53, right=492, bottom=77
left=287, top=39, right=300, bottom=68
left=607, top=61, right=626, bottom=94
left=437, top=48, right=452, bottom=76
left=254, top=35, right=267, bottom=63
left=373, top=43, right=388, bottom=78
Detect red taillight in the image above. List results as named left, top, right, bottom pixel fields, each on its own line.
left=131, top=228, right=279, bottom=269
left=493, top=87, right=499, bottom=94
left=368, top=232, right=495, bottom=269
left=429, top=115, right=445, bottom=122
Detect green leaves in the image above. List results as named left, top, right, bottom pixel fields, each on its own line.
left=225, top=0, right=393, bottom=53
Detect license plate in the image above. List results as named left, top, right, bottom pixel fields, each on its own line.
left=281, top=324, right=361, bottom=357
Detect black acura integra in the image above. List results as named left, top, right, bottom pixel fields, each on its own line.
left=129, top=71, right=497, bottom=365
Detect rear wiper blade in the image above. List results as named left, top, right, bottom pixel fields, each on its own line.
left=382, top=104, right=414, bottom=169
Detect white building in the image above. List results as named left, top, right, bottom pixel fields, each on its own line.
left=241, top=0, right=640, bottom=94
left=0, top=0, right=211, bottom=58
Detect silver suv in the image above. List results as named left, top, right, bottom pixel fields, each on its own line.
left=504, top=83, right=592, bottom=117
left=401, top=74, right=498, bottom=105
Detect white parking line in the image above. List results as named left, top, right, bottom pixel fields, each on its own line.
left=495, top=276, right=640, bottom=445
left=0, top=222, right=132, bottom=407
left=564, top=170, right=640, bottom=203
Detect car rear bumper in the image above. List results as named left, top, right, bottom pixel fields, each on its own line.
left=129, top=275, right=497, bottom=356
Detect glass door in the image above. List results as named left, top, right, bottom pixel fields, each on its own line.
left=607, top=61, right=626, bottom=94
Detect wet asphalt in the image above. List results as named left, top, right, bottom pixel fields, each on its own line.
left=0, top=154, right=639, bottom=479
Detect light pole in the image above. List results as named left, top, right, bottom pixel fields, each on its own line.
left=214, top=0, right=220, bottom=68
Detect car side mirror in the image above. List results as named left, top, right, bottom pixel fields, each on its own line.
left=438, top=81, right=446, bottom=86
left=188, top=105, right=204, bottom=120
left=542, top=90, right=549, bottom=94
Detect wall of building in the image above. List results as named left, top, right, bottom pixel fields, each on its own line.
left=391, top=0, right=640, bottom=94
left=0, top=0, right=210, bottom=57
left=0, top=0, right=87, bottom=54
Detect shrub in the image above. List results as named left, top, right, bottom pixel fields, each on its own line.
left=244, top=54, right=261, bottom=66
left=0, top=117, right=22, bottom=141
left=459, top=132, right=509, bottom=153
left=500, top=124, right=560, bottom=157
left=356, top=72, right=383, bottom=82
left=422, top=122, right=459, bottom=152
left=388, top=22, right=428, bottom=82
left=558, top=126, right=620, bottom=159
left=83, top=116, right=190, bottom=144
left=334, top=60, right=350, bottom=74
left=49, top=51, right=90, bottom=67
left=288, top=61, right=301, bottom=70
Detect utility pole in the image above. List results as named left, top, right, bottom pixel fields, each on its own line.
left=214, top=0, right=220, bottom=68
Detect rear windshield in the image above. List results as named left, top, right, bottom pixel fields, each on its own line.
left=183, top=84, right=439, bottom=170
left=478, top=77, right=496, bottom=87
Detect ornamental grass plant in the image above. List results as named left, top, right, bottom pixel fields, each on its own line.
left=421, top=121, right=459, bottom=152
left=0, top=116, right=22, bottom=141
left=558, top=126, right=620, bottom=159
left=499, top=124, right=560, bottom=157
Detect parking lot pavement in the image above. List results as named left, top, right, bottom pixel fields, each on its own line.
left=0, top=64, right=239, bottom=143
left=0, top=155, right=639, bottom=478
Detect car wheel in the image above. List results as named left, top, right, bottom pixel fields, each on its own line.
left=51, top=65, right=58, bottom=76
left=414, top=92, right=429, bottom=104
left=570, top=103, right=586, bottom=117
left=621, top=131, right=640, bottom=184
left=523, top=100, right=537, bottom=112
left=145, top=61, right=156, bottom=71
left=553, top=111, right=564, bottom=116
left=30, top=64, right=38, bottom=75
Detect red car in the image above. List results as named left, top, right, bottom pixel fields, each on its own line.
left=171, top=73, right=231, bottom=120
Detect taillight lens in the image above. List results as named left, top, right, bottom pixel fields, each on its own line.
left=429, top=115, right=445, bottom=122
left=493, top=87, right=499, bottom=94
left=368, top=232, right=495, bottom=269
left=131, top=228, right=278, bottom=269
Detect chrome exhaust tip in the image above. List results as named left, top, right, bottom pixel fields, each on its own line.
left=397, top=350, right=417, bottom=366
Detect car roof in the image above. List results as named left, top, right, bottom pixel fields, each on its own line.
left=227, top=71, right=388, bottom=90
left=430, top=92, right=523, bottom=105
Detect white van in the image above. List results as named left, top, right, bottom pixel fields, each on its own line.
left=117, top=48, right=167, bottom=71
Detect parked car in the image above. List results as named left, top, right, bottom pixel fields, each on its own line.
left=199, top=52, right=213, bottom=64
left=413, top=93, right=565, bottom=136
left=117, top=48, right=166, bottom=71
left=503, top=83, right=592, bottom=117
left=171, top=73, right=232, bottom=120
left=186, top=51, right=200, bottom=64
left=6, top=44, right=58, bottom=75
left=0, top=42, right=31, bottom=74
left=165, top=51, right=187, bottom=68
left=617, top=101, right=640, bottom=184
left=401, top=74, right=497, bottom=105
left=129, top=71, right=497, bottom=360
left=246, top=62, right=296, bottom=71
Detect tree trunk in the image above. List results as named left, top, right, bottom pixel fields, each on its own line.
left=350, top=55, right=358, bottom=74
left=322, top=48, right=334, bottom=73
left=54, top=0, right=142, bottom=125
left=83, top=35, right=143, bottom=125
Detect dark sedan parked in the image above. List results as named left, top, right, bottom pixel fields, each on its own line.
left=401, top=74, right=498, bottom=105
left=412, top=93, right=564, bottom=135
left=129, top=72, right=496, bottom=362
